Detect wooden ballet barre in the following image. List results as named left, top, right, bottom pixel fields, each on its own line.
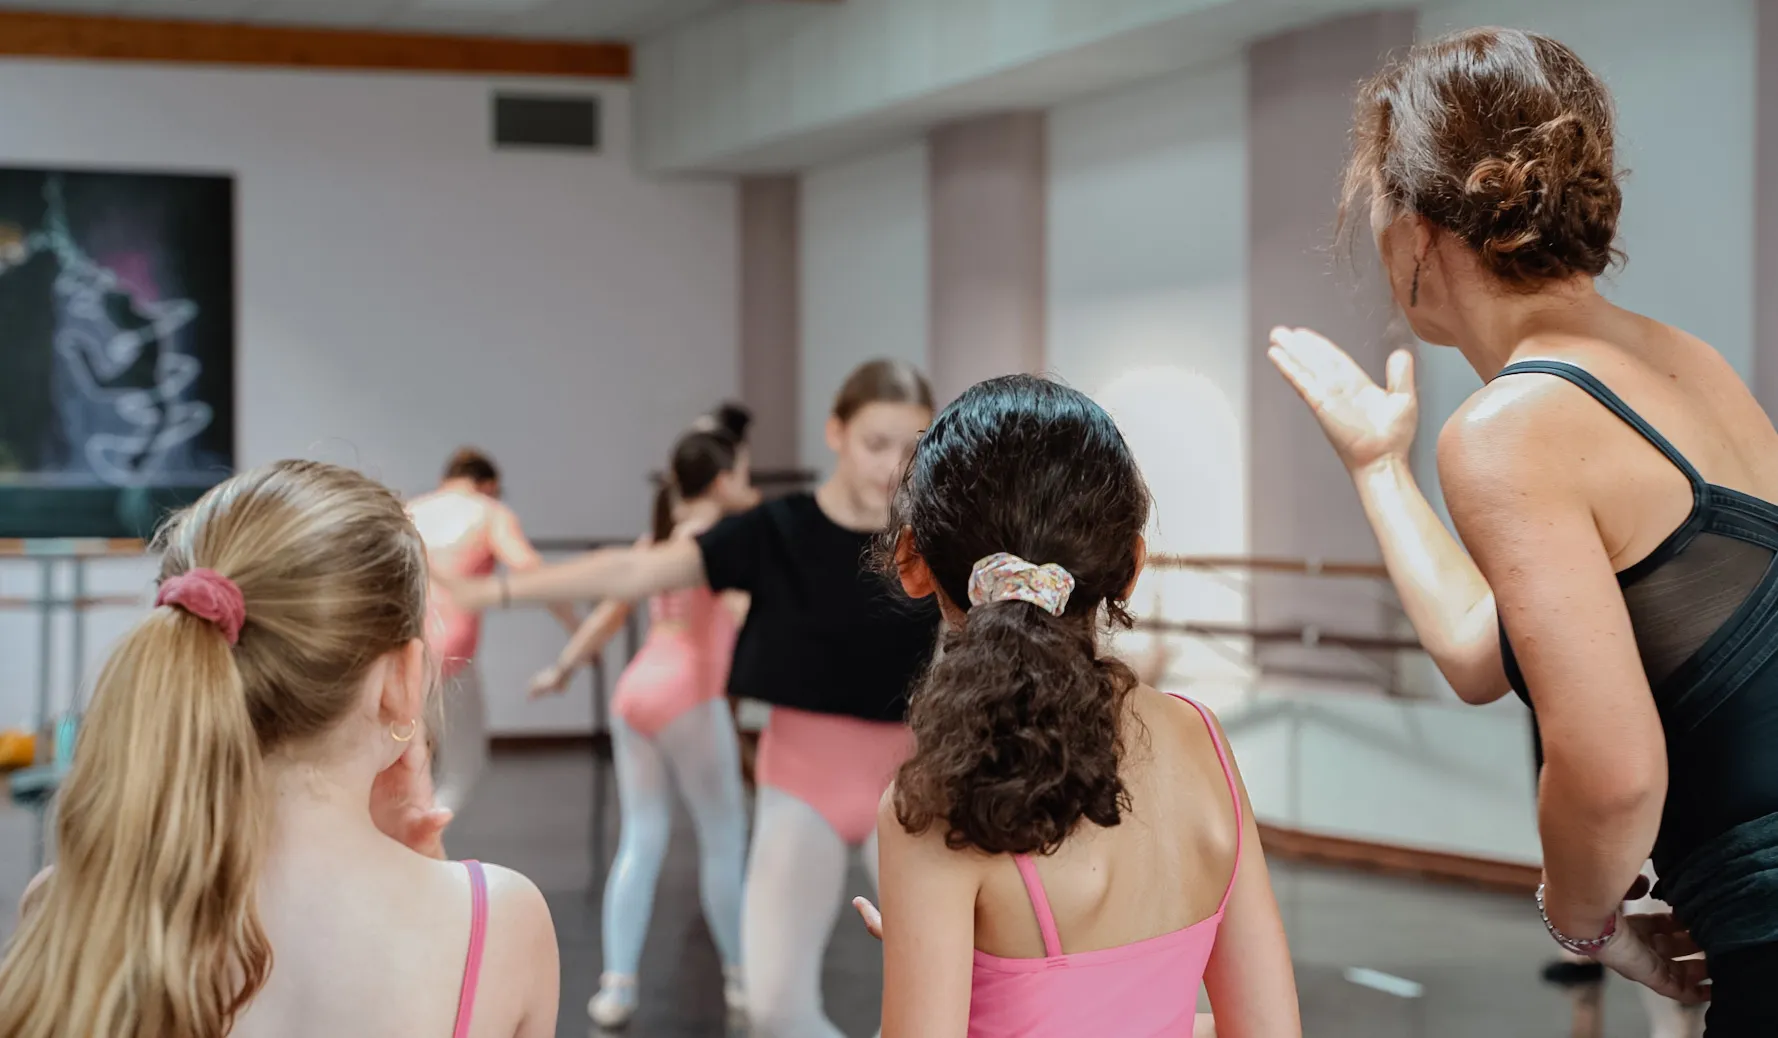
left=1137, top=618, right=1421, bottom=654
left=530, top=536, right=644, bottom=554
left=1149, top=554, right=1390, bottom=580
left=646, top=467, right=817, bottom=489
left=0, top=538, right=146, bottom=557
left=0, top=594, right=143, bottom=611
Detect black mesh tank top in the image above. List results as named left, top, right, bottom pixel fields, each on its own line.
left=1497, top=361, right=1778, bottom=956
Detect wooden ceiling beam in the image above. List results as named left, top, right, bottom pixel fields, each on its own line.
left=0, top=10, right=630, bottom=79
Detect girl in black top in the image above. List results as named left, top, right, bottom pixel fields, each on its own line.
left=1272, top=27, right=1774, bottom=1030
left=454, top=359, right=939, bottom=1036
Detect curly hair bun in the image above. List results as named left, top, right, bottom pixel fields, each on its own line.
left=1344, top=27, right=1623, bottom=288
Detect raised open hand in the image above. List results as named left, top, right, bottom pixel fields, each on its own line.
left=1268, top=327, right=1418, bottom=475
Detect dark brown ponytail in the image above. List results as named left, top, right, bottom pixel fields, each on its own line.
left=650, top=483, right=676, bottom=544
left=881, top=375, right=1149, bottom=856
left=651, top=426, right=742, bottom=542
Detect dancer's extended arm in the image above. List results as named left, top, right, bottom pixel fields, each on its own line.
left=1268, top=327, right=1509, bottom=704
left=530, top=600, right=634, bottom=697
left=459, top=539, right=706, bottom=611
left=488, top=503, right=582, bottom=633
left=461, top=501, right=773, bottom=611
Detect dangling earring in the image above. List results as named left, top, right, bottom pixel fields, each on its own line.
left=1410, top=260, right=1422, bottom=308
left=390, top=719, right=418, bottom=743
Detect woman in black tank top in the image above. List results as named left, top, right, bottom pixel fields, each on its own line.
left=1270, top=28, right=1778, bottom=1034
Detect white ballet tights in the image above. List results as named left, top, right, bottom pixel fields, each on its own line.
left=603, top=699, right=749, bottom=978
left=743, top=786, right=880, bottom=1038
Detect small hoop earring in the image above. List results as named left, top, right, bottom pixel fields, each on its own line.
left=1410, top=260, right=1422, bottom=308
left=390, top=720, right=418, bottom=743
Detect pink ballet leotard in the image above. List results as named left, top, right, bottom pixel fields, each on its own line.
left=610, top=585, right=738, bottom=738
left=756, top=708, right=914, bottom=845
left=967, top=695, right=1242, bottom=1037
left=409, top=490, right=499, bottom=678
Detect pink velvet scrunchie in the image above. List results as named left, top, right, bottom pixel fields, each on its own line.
left=156, top=568, right=246, bottom=646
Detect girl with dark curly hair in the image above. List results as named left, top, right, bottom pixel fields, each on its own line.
left=862, top=375, right=1300, bottom=1037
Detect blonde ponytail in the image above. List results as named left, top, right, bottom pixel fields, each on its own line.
left=0, top=460, right=430, bottom=1038
left=0, top=611, right=270, bottom=1038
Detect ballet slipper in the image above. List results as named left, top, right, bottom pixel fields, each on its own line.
left=723, top=966, right=746, bottom=1020
left=589, top=973, right=639, bottom=1029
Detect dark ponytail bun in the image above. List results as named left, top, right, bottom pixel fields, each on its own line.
left=651, top=427, right=742, bottom=542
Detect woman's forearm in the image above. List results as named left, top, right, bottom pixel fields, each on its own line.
left=1353, top=457, right=1506, bottom=702
left=557, top=601, right=631, bottom=671
left=503, top=549, right=638, bottom=604
left=498, top=541, right=702, bottom=606
left=1538, top=760, right=1663, bottom=940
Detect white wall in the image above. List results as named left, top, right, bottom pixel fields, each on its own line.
left=0, top=60, right=737, bottom=737
left=1042, top=52, right=1540, bottom=864
left=797, top=141, right=930, bottom=469
left=1413, top=0, right=1759, bottom=467
left=1046, top=57, right=1252, bottom=692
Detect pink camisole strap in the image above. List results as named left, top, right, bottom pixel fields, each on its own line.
left=1172, top=692, right=1244, bottom=914
left=1005, top=692, right=1243, bottom=957
left=452, top=860, right=489, bottom=1038
left=1012, top=854, right=1065, bottom=957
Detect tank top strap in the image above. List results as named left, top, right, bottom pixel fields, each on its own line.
left=1167, top=692, right=1244, bottom=914
left=453, top=860, right=489, bottom=1038
left=1493, top=360, right=1706, bottom=488
left=1011, top=853, right=1065, bottom=957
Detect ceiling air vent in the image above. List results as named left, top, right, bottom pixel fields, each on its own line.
left=493, top=93, right=601, bottom=151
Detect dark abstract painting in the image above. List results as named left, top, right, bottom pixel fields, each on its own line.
left=0, top=167, right=235, bottom=539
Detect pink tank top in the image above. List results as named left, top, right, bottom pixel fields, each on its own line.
left=452, top=860, right=489, bottom=1038
left=967, top=695, right=1242, bottom=1037
left=651, top=585, right=737, bottom=691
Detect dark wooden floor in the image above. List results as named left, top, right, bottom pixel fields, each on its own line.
left=3, top=746, right=1658, bottom=1037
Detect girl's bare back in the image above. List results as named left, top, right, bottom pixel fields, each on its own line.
left=236, top=837, right=554, bottom=1038
left=972, top=687, right=1239, bottom=959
